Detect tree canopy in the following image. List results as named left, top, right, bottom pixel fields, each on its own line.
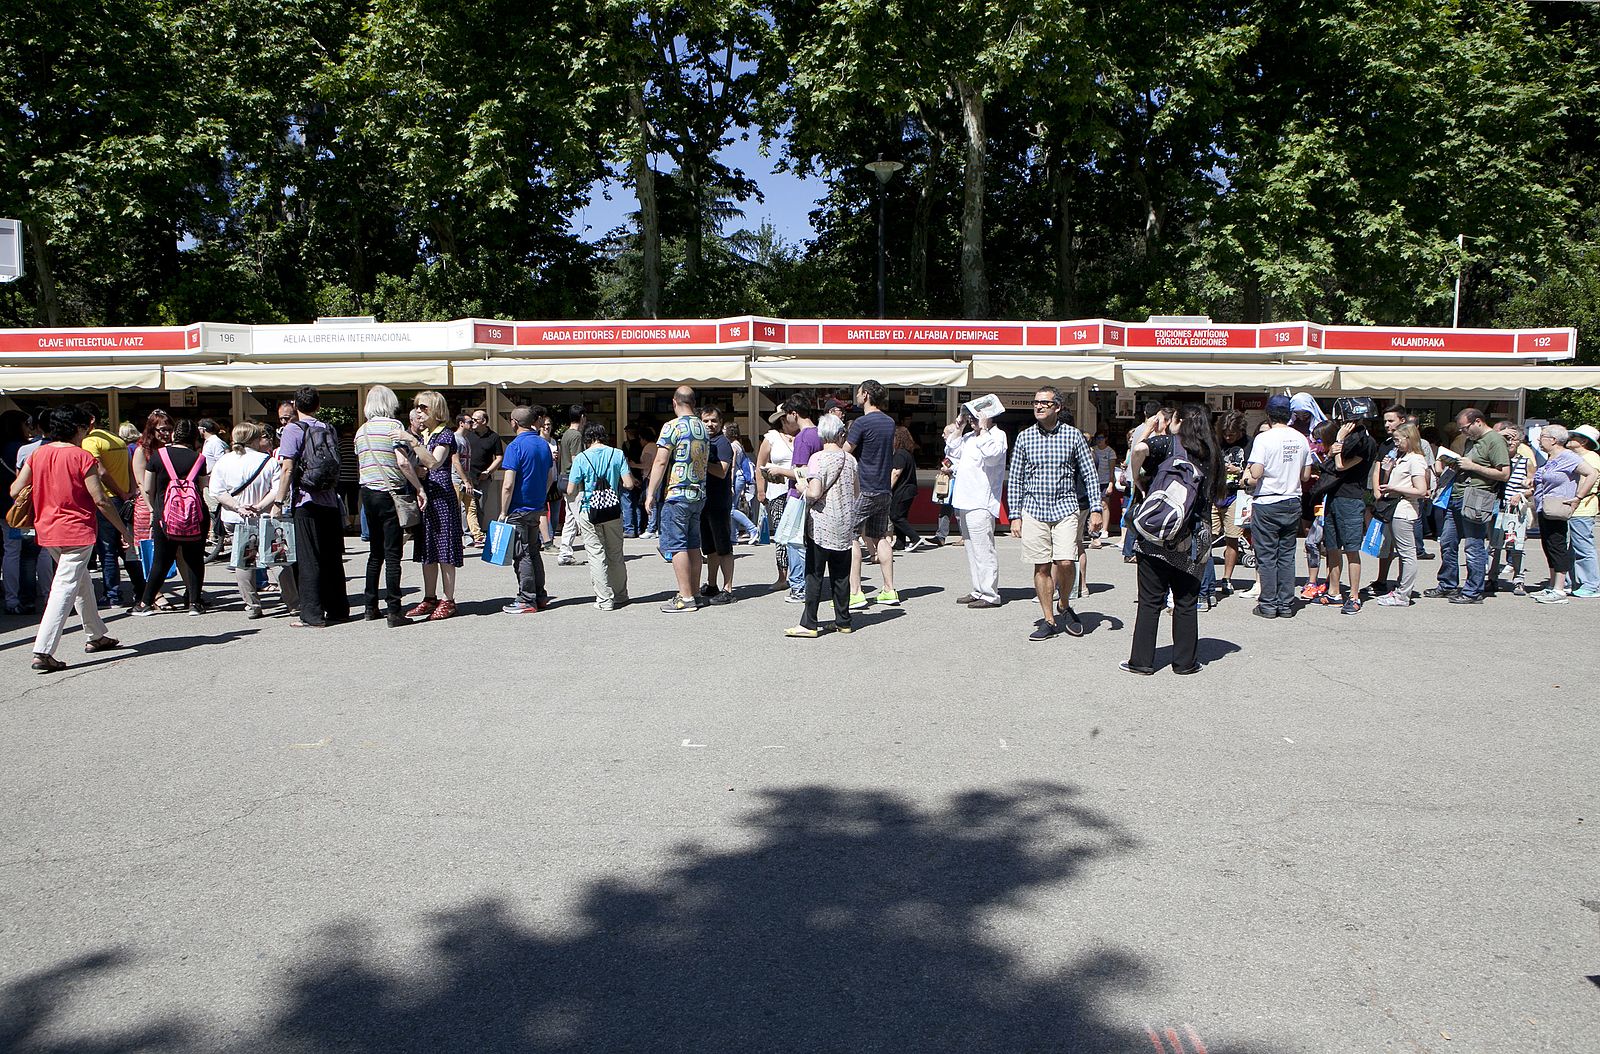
left=2, top=0, right=1596, bottom=365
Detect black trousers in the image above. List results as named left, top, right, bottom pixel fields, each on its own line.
left=891, top=491, right=921, bottom=547
left=1129, top=555, right=1200, bottom=671
left=1537, top=514, right=1572, bottom=576
left=361, top=487, right=404, bottom=614
left=802, top=538, right=852, bottom=630
left=294, top=502, right=349, bottom=625
left=139, top=527, right=205, bottom=608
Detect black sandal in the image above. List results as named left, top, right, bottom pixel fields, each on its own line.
left=31, top=653, right=67, bottom=673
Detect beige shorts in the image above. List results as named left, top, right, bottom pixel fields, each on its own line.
left=1020, top=512, right=1083, bottom=564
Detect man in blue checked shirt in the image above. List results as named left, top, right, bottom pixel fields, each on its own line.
left=1006, top=386, right=1104, bottom=641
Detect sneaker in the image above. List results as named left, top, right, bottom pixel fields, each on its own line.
left=246, top=606, right=265, bottom=619
left=785, top=590, right=806, bottom=604
left=1299, top=582, right=1326, bottom=601
left=1421, top=587, right=1459, bottom=599
left=1239, top=583, right=1261, bottom=599
left=908, top=537, right=934, bottom=552
left=835, top=625, right=854, bottom=633
left=557, top=554, right=577, bottom=566
left=1450, top=594, right=1486, bottom=605
left=848, top=592, right=871, bottom=610
left=660, top=595, right=697, bottom=613
left=1572, top=588, right=1600, bottom=599
left=875, top=589, right=900, bottom=606
left=1533, top=591, right=1569, bottom=605
left=1513, top=582, right=1527, bottom=597
left=502, top=602, right=539, bottom=614
left=699, top=584, right=721, bottom=598
left=708, top=591, right=734, bottom=605
left=1375, top=592, right=1409, bottom=607
left=1119, top=661, right=1155, bottom=676
left=784, top=625, right=823, bottom=638
left=1341, top=597, right=1361, bottom=615
left=1252, top=605, right=1279, bottom=619
left=1028, top=622, right=1060, bottom=642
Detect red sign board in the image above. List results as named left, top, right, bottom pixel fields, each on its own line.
left=752, top=320, right=786, bottom=343
left=1122, top=325, right=1258, bottom=350
left=817, top=323, right=1027, bottom=347
left=515, top=323, right=719, bottom=347
left=1321, top=328, right=1516, bottom=354
left=474, top=322, right=514, bottom=345
left=1025, top=325, right=1059, bottom=347
left=0, top=328, right=193, bottom=354
left=717, top=320, right=747, bottom=344
left=1515, top=329, right=1572, bottom=356
left=1058, top=323, right=1102, bottom=348
left=1259, top=324, right=1306, bottom=349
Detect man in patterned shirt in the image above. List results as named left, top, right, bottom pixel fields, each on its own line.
left=1006, top=386, right=1104, bottom=640
left=646, top=386, right=711, bottom=613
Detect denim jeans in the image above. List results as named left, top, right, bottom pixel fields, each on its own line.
left=1251, top=498, right=1301, bottom=614
left=731, top=507, right=757, bottom=538
left=1568, top=515, right=1598, bottom=591
left=95, top=511, right=125, bottom=602
left=1437, top=496, right=1489, bottom=598
left=623, top=485, right=644, bottom=536
left=786, top=542, right=806, bottom=593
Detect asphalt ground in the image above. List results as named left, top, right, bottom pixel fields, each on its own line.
left=1, top=531, right=1596, bottom=1053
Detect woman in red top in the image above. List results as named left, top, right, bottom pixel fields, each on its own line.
left=8, top=406, right=132, bottom=672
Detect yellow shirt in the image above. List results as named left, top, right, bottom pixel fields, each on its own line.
left=82, top=428, right=132, bottom=497
left=1577, top=448, right=1600, bottom=517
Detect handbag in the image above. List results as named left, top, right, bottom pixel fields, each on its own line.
left=1460, top=485, right=1499, bottom=525
left=391, top=490, right=421, bottom=528
left=1541, top=495, right=1577, bottom=521
left=481, top=518, right=516, bottom=565
left=138, top=537, right=180, bottom=581
left=4, top=485, right=31, bottom=531
left=582, top=451, right=622, bottom=524
left=230, top=516, right=263, bottom=570
left=774, top=495, right=807, bottom=546
left=257, top=515, right=297, bottom=566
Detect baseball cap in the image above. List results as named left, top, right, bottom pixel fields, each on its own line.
left=1266, top=394, right=1293, bottom=417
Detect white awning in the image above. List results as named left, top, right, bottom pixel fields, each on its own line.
left=1120, top=363, right=1337, bottom=390
left=165, top=361, right=453, bottom=389
left=1338, top=366, right=1600, bottom=393
left=0, top=366, right=164, bottom=392
left=969, top=356, right=1118, bottom=383
left=749, top=358, right=968, bottom=388
left=451, top=356, right=748, bottom=386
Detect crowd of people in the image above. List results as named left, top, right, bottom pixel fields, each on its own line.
left=4, top=380, right=1596, bottom=675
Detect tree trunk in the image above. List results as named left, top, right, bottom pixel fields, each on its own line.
left=1051, top=163, right=1077, bottom=319
left=955, top=78, right=990, bottom=318
left=682, top=156, right=702, bottom=296
left=627, top=86, right=661, bottom=318
left=910, top=107, right=944, bottom=309
left=23, top=217, right=61, bottom=326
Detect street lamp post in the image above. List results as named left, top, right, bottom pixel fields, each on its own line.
left=864, top=156, right=903, bottom=319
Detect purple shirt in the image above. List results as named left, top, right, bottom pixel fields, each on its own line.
left=1533, top=448, right=1583, bottom=505
left=278, top=418, right=340, bottom=508
left=789, top=426, right=821, bottom=499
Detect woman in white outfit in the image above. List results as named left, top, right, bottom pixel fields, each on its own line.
left=944, top=399, right=1009, bottom=608
left=209, top=422, right=281, bottom=618
left=755, top=401, right=798, bottom=590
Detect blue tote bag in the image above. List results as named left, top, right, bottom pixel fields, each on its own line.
left=482, top=518, right=516, bottom=566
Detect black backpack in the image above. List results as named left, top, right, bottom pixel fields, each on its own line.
left=293, top=421, right=340, bottom=493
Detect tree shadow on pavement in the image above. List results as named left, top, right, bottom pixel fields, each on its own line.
left=2, top=784, right=1274, bottom=1053
left=0, top=948, right=190, bottom=1053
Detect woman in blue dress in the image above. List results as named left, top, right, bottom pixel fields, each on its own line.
left=405, top=390, right=464, bottom=621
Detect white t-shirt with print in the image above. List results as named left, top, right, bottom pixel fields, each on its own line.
left=1247, top=426, right=1310, bottom=506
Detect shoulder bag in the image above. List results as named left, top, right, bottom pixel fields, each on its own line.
left=584, top=450, right=622, bottom=524
left=1541, top=495, right=1576, bottom=521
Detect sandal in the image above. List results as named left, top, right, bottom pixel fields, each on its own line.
left=31, top=653, right=67, bottom=673
left=84, top=636, right=121, bottom=654
left=427, top=599, right=457, bottom=621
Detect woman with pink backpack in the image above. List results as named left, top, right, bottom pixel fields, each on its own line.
left=132, top=418, right=210, bottom=616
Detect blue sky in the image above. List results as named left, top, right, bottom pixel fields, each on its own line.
left=568, top=134, right=825, bottom=246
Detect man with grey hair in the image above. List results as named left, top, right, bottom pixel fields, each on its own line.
left=499, top=404, right=555, bottom=613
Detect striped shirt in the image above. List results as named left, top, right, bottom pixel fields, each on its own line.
left=1006, top=422, right=1103, bottom=523
left=354, top=417, right=406, bottom=493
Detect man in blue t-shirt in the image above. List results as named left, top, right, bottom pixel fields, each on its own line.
left=844, top=379, right=899, bottom=608
left=499, top=405, right=555, bottom=613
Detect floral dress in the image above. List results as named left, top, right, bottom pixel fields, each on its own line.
left=418, top=428, right=463, bottom=567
